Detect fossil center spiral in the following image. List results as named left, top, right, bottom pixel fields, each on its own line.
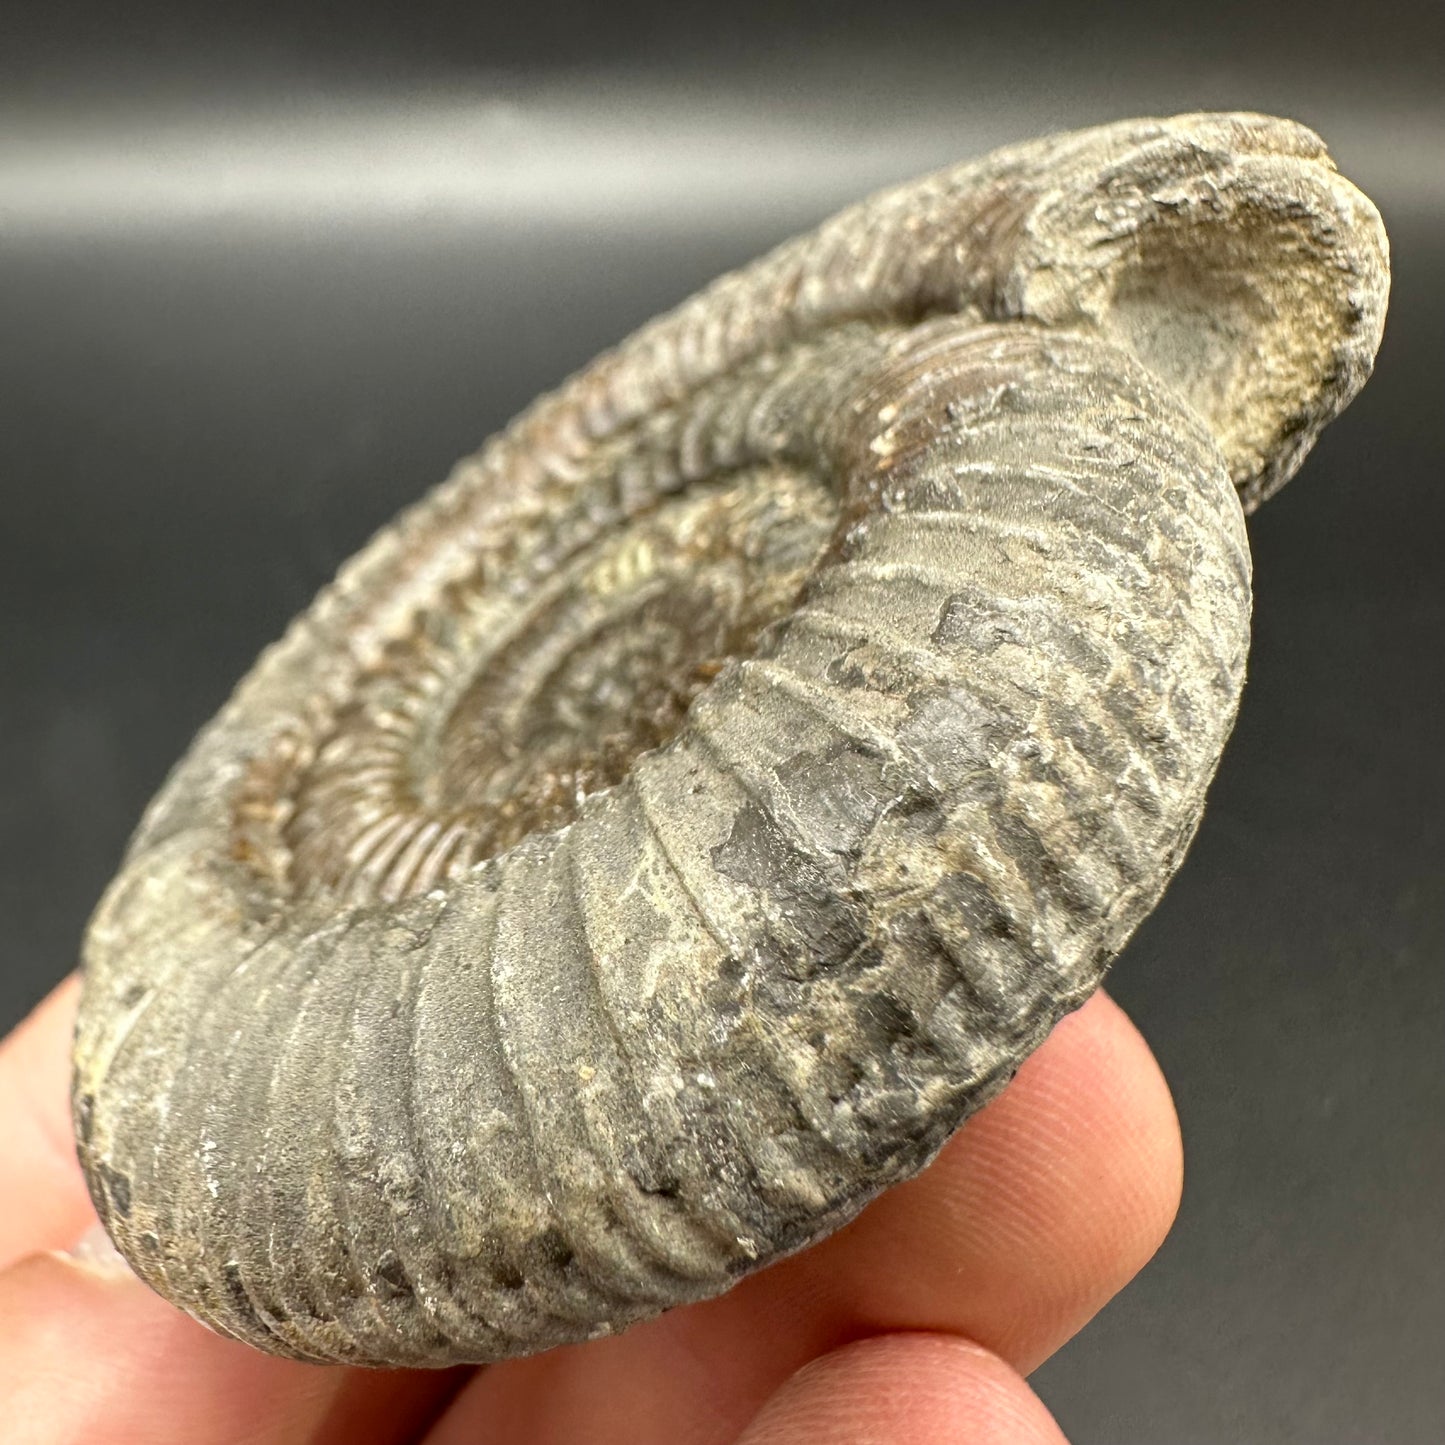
left=270, top=466, right=840, bottom=902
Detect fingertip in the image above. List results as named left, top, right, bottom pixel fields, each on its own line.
left=774, top=988, right=1183, bottom=1372
left=1045, top=992, right=1184, bottom=1295
left=914, top=989, right=1183, bottom=1369
left=1023, top=992, right=1184, bottom=1316
left=733, top=1334, right=1068, bottom=1445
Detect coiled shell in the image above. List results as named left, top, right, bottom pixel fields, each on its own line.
left=72, top=112, right=1388, bottom=1367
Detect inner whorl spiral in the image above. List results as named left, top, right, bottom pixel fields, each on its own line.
left=263, top=465, right=840, bottom=902
left=72, top=112, right=1388, bottom=1368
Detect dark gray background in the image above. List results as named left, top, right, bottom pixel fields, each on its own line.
left=2, top=2, right=1441, bottom=1440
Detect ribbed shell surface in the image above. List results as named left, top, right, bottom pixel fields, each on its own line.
left=72, top=112, right=1389, bottom=1366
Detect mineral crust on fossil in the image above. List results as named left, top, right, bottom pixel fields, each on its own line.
left=72, top=112, right=1389, bottom=1367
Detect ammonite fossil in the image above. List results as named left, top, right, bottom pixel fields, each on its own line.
left=71, top=112, right=1389, bottom=1368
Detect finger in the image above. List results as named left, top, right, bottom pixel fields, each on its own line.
left=0, top=1246, right=465, bottom=1445
left=769, top=988, right=1183, bottom=1371
left=733, top=1334, right=1068, bottom=1445
left=431, top=989, right=1179, bottom=1445
left=0, top=976, right=92, bottom=1266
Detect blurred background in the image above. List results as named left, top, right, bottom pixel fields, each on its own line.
left=2, top=1, right=1441, bottom=1439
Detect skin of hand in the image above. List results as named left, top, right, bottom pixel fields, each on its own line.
left=0, top=977, right=1181, bottom=1444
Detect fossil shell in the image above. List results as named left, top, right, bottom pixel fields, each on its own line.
left=72, top=112, right=1388, bottom=1367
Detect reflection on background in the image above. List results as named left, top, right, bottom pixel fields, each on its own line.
left=4, top=70, right=1443, bottom=234
left=3, top=11, right=1442, bottom=1442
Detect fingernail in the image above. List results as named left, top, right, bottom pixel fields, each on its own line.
left=63, top=1220, right=134, bottom=1278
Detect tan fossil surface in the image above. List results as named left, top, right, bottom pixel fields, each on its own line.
left=72, top=112, right=1389, bottom=1367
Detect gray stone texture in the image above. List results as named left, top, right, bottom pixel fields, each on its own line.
left=72, top=113, right=1389, bottom=1366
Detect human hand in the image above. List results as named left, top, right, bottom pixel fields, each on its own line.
left=0, top=977, right=1180, bottom=1444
